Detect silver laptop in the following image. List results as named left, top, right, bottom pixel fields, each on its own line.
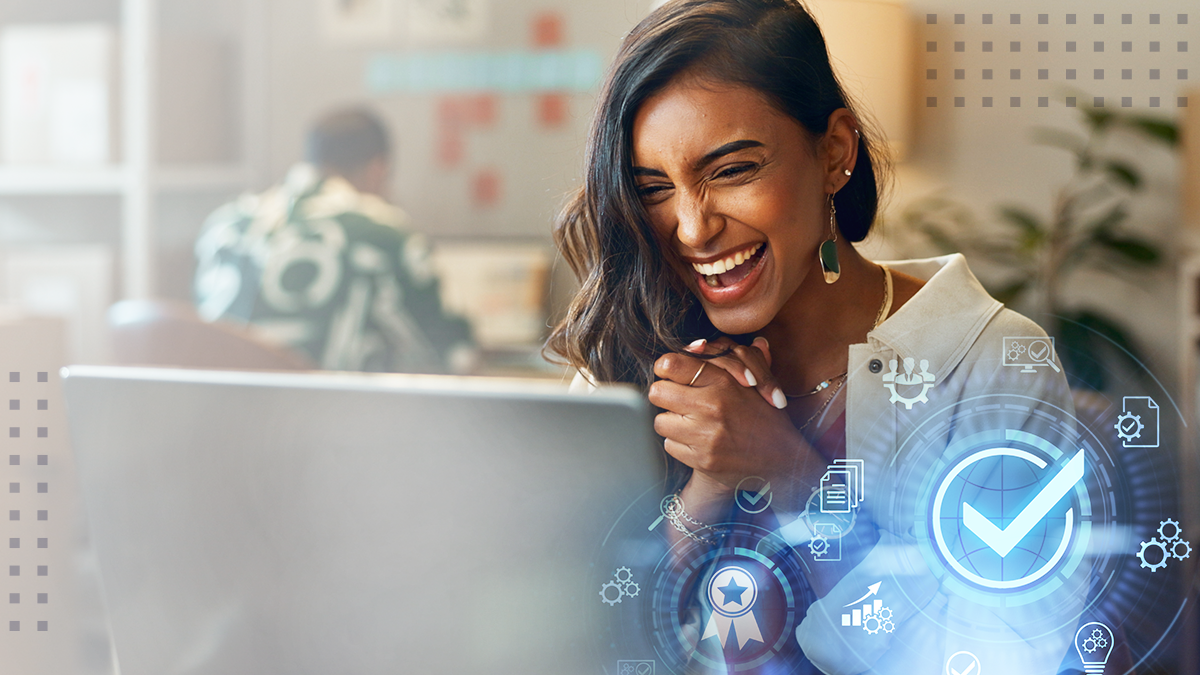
left=62, top=366, right=659, bottom=675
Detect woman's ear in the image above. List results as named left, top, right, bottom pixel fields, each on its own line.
left=820, top=108, right=859, bottom=193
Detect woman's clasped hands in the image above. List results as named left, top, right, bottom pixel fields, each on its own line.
left=649, top=336, right=824, bottom=513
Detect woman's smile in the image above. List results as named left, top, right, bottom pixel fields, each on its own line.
left=686, top=241, right=769, bottom=303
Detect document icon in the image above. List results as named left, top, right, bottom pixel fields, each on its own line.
left=818, top=459, right=864, bottom=514
left=810, top=522, right=843, bottom=561
left=1116, top=396, right=1159, bottom=448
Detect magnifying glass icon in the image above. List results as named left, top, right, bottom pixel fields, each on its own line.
left=648, top=494, right=681, bottom=530
left=1027, top=339, right=1061, bottom=373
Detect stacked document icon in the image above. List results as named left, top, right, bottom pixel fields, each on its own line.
left=819, top=459, right=864, bottom=514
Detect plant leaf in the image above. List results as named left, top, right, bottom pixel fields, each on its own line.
left=1093, top=234, right=1161, bottom=266
left=1103, top=161, right=1141, bottom=188
left=1125, top=116, right=1179, bottom=146
left=997, top=206, right=1045, bottom=235
left=1080, top=106, right=1116, bottom=132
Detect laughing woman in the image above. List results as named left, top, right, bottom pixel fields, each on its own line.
left=548, top=0, right=1090, bottom=673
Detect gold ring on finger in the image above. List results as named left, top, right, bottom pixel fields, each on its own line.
left=688, top=362, right=707, bottom=387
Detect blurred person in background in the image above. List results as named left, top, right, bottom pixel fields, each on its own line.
left=193, top=107, right=476, bottom=373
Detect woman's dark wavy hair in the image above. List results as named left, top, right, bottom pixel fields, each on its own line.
left=545, top=0, right=888, bottom=391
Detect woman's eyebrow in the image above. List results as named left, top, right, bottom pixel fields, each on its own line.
left=633, top=167, right=668, bottom=178
left=632, top=139, right=765, bottom=178
left=693, top=139, right=764, bottom=172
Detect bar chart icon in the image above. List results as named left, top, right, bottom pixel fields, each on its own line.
left=841, top=598, right=883, bottom=626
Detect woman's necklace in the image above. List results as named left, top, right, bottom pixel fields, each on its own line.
left=796, top=375, right=846, bottom=432
left=786, top=265, right=894, bottom=432
left=786, top=372, right=846, bottom=399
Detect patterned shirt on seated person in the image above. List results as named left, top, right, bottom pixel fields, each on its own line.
left=193, top=163, right=475, bottom=374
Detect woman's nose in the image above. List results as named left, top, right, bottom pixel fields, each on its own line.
left=674, top=190, right=723, bottom=250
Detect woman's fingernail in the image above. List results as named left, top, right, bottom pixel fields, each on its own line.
left=772, top=388, right=787, bottom=409
left=744, top=369, right=757, bottom=387
left=686, top=338, right=707, bottom=353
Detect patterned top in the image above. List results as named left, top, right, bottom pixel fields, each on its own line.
left=193, top=165, right=475, bottom=373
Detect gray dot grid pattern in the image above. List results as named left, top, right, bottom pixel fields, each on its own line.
left=923, top=12, right=1191, bottom=109
left=2, top=371, right=51, bottom=633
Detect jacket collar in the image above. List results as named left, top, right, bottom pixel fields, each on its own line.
left=867, top=254, right=1003, bottom=382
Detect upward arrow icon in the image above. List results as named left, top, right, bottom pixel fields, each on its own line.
left=843, top=582, right=882, bottom=608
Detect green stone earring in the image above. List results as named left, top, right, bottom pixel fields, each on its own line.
left=820, top=196, right=840, bottom=284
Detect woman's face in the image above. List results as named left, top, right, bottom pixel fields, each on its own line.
left=631, top=76, right=832, bottom=336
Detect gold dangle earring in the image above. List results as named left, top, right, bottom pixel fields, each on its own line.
left=819, top=195, right=841, bottom=284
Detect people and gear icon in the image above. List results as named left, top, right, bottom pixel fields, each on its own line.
left=600, top=567, right=641, bottom=605
left=1114, top=411, right=1145, bottom=444
left=1081, top=627, right=1109, bottom=653
left=881, top=357, right=935, bottom=409
left=1137, top=518, right=1191, bottom=572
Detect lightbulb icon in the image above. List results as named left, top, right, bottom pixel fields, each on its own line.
left=1074, top=621, right=1114, bottom=674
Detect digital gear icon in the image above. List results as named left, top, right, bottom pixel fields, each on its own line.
left=1114, top=411, right=1144, bottom=444
left=882, top=357, right=935, bottom=409
left=1137, top=518, right=1190, bottom=572
left=1074, top=622, right=1114, bottom=674
left=1115, top=396, right=1160, bottom=448
left=600, top=567, right=641, bottom=605
left=1081, top=627, right=1108, bottom=653
left=808, top=522, right=843, bottom=562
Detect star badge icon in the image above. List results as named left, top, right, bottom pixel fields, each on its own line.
left=717, top=577, right=749, bottom=606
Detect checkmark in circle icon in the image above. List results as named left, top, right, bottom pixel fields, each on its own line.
left=734, top=476, right=772, bottom=514
left=932, top=445, right=1085, bottom=590
left=962, top=449, right=1085, bottom=558
left=945, top=651, right=981, bottom=675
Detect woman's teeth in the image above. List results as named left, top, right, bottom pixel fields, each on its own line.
left=692, top=243, right=762, bottom=283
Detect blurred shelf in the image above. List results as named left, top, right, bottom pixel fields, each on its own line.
left=0, top=165, right=127, bottom=194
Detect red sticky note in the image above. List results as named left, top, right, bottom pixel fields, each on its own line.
left=467, top=94, right=497, bottom=127
left=531, top=11, right=564, bottom=48
left=471, top=169, right=502, bottom=208
left=537, top=93, right=568, bottom=128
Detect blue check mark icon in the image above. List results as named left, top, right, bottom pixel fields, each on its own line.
left=961, top=449, right=1085, bottom=558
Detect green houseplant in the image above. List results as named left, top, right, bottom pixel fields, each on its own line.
left=901, top=101, right=1178, bottom=390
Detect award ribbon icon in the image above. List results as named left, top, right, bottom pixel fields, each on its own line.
left=702, top=565, right=764, bottom=649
